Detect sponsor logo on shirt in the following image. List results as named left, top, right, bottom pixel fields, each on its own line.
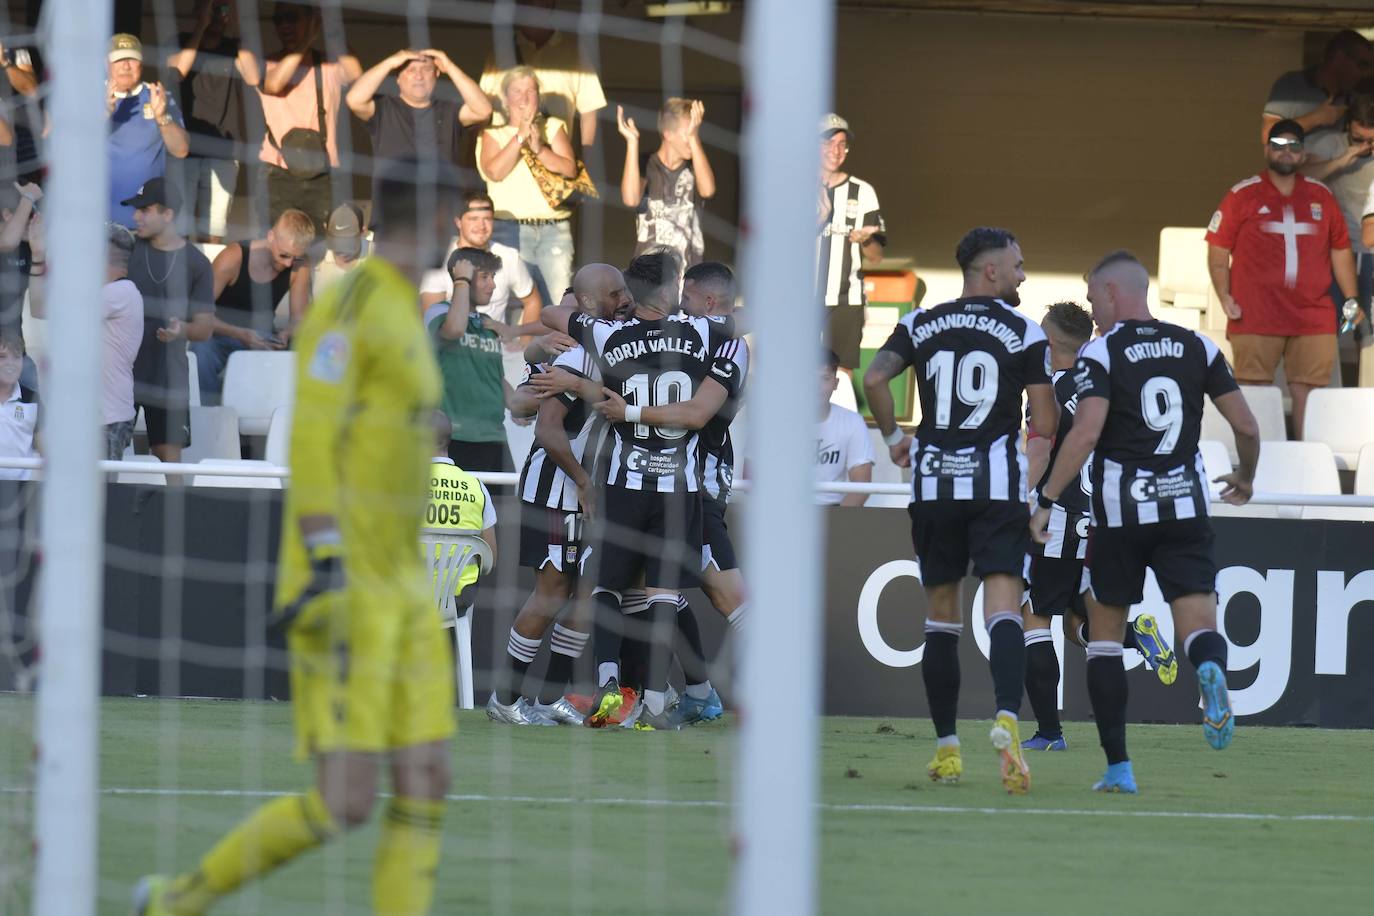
left=1128, top=471, right=1195, bottom=502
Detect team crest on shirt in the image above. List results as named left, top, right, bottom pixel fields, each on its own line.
left=1311, top=202, right=1323, bottom=220
left=308, top=332, right=350, bottom=384
left=845, top=199, right=860, bottom=221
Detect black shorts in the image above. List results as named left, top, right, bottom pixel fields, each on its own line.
left=909, top=499, right=1029, bottom=588
left=702, top=497, right=737, bottom=572
left=518, top=501, right=583, bottom=573
left=593, top=486, right=702, bottom=591
left=137, top=401, right=191, bottom=449
left=447, top=439, right=513, bottom=475
left=1028, top=553, right=1089, bottom=618
left=1088, top=518, right=1217, bottom=607
left=826, top=305, right=864, bottom=370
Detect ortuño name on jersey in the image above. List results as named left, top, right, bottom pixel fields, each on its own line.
left=1123, top=339, right=1184, bottom=362
left=602, top=335, right=708, bottom=367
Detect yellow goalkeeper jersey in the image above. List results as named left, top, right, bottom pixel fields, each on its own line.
left=276, top=257, right=442, bottom=607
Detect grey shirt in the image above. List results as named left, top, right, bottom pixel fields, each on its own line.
left=1265, top=68, right=1342, bottom=148
left=1305, top=131, right=1374, bottom=254
left=127, top=240, right=215, bottom=404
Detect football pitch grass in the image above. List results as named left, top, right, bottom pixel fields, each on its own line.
left=3, top=696, right=1373, bottom=915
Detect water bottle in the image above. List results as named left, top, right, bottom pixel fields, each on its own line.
left=1341, top=298, right=1361, bottom=334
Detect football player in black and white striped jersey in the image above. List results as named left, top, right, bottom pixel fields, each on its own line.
left=488, top=265, right=632, bottom=726
left=541, top=249, right=746, bottom=730
left=1020, top=302, right=1178, bottom=754
left=1032, top=251, right=1260, bottom=793
left=866, top=227, right=1058, bottom=794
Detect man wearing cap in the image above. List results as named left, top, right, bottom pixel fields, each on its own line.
left=313, top=202, right=367, bottom=294
left=1206, top=119, right=1360, bottom=437
left=125, top=178, right=214, bottom=468
left=817, top=113, right=885, bottom=392
left=345, top=47, right=490, bottom=211
left=108, top=33, right=189, bottom=229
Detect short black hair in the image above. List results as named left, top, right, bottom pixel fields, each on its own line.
left=955, top=227, right=1017, bottom=274
left=373, top=157, right=462, bottom=238
left=823, top=349, right=841, bottom=372
left=448, top=246, right=502, bottom=277
left=431, top=409, right=453, bottom=451
left=624, top=246, right=683, bottom=309
left=1043, top=301, right=1094, bottom=344
left=684, top=261, right=736, bottom=302
left=1326, top=28, right=1371, bottom=61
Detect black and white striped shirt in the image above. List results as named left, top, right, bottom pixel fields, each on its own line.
left=1036, top=370, right=1091, bottom=560
left=700, top=337, right=750, bottom=503
left=878, top=296, right=1051, bottom=503
left=517, top=349, right=602, bottom=512
left=1074, top=320, right=1240, bottom=528
left=817, top=176, right=884, bottom=307
left=568, top=311, right=745, bottom=492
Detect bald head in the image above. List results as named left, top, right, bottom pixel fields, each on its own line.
left=573, top=263, right=632, bottom=319
left=1085, top=250, right=1152, bottom=332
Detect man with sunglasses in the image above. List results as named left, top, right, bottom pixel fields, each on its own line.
left=1206, top=119, right=1359, bottom=437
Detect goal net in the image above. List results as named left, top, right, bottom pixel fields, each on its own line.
left=1, top=1, right=833, bottom=912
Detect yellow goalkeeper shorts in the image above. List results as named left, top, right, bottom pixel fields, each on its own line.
left=287, top=583, right=455, bottom=759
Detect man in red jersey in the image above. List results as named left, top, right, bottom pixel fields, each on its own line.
left=1206, top=118, right=1360, bottom=437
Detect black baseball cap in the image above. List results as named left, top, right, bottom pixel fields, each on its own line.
left=120, top=177, right=183, bottom=212
left=1268, top=119, right=1306, bottom=143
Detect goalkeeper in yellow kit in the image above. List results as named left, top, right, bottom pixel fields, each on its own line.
left=136, top=165, right=459, bottom=916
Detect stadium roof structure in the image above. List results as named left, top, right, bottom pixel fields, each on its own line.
left=834, top=0, right=1374, bottom=30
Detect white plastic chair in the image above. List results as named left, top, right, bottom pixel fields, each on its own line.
left=182, top=405, right=242, bottom=464
left=264, top=405, right=292, bottom=467
left=1197, top=440, right=1232, bottom=499
left=1202, top=386, right=1286, bottom=464
left=187, top=349, right=202, bottom=407
left=114, top=454, right=166, bottom=485
left=1214, top=441, right=1340, bottom=520
left=420, top=530, right=494, bottom=710
left=190, top=458, right=283, bottom=489
left=1355, top=443, right=1374, bottom=496
left=222, top=351, right=296, bottom=436
left=1157, top=227, right=1211, bottom=314
left=1302, top=388, right=1374, bottom=470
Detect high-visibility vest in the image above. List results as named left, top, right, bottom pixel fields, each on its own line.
left=427, top=459, right=489, bottom=593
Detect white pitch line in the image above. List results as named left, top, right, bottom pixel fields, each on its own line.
left=3, top=786, right=1369, bottom=823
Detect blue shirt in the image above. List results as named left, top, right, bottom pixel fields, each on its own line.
left=108, top=84, right=184, bottom=227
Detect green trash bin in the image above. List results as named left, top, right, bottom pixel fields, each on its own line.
left=856, top=266, right=920, bottom=425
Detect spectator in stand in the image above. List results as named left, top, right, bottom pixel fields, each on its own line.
left=345, top=47, right=491, bottom=210
left=257, top=2, right=361, bottom=235
left=124, top=178, right=214, bottom=467
left=420, top=191, right=542, bottom=353
left=0, top=332, right=38, bottom=480
left=816, top=349, right=875, bottom=507
left=480, top=0, right=607, bottom=151
left=817, top=113, right=885, bottom=391
left=166, top=0, right=262, bottom=243
left=1304, top=91, right=1374, bottom=383
left=431, top=247, right=516, bottom=473
left=0, top=39, right=42, bottom=185
left=1263, top=30, right=1374, bottom=148
left=312, top=202, right=366, bottom=294
left=617, top=98, right=715, bottom=269
left=1206, top=119, right=1360, bottom=437
left=191, top=209, right=314, bottom=402
left=31, top=223, right=144, bottom=458
left=478, top=67, right=578, bottom=309
left=0, top=182, right=41, bottom=390
left=107, top=34, right=189, bottom=229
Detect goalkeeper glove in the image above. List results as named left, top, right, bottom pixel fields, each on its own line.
left=272, top=542, right=346, bottom=633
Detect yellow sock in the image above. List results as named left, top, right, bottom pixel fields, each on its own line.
left=372, top=797, right=446, bottom=915
left=166, top=789, right=338, bottom=911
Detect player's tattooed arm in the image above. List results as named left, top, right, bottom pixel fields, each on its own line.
left=863, top=349, right=912, bottom=465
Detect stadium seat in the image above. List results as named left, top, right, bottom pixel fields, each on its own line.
left=1197, top=440, right=1231, bottom=499
left=181, top=406, right=241, bottom=464
left=420, top=530, right=493, bottom=710
left=1201, top=385, right=1285, bottom=464
left=222, top=351, right=295, bottom=436
left=866, top=427, right=909, bottom=509
left=1214, top=441, right=1340, bottom=519
left=190, top=458, right=283, bottom=489
left=1157, top=227, right=1213, bottom=320
left=1355, top=443, right=1374, bottom=496
left=264, top=405, right=291, bottom=468
left=1301, top=388, right=1374, bottom=470
left=114, top=454, right=166, bottom=486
